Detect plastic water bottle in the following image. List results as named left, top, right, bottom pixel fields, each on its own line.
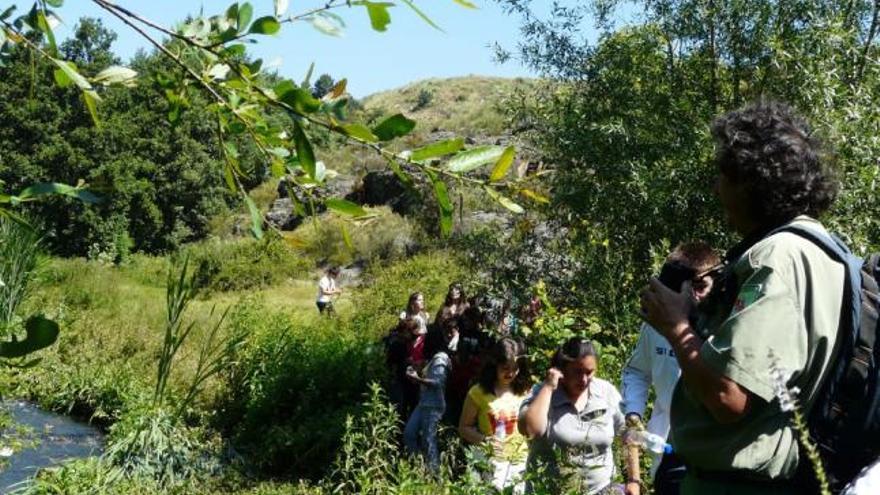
left=631, top=429, right=667, bottom=454
left=494, top=417, right=507, bottom=441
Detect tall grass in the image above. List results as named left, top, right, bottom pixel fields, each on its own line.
left=0, top=218, right=41, bottom=331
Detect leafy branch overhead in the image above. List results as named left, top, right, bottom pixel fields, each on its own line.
left=0, top=0, right=545, bottom=238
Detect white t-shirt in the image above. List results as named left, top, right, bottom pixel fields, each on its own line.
left=399, top=311, right=428, bottom=335
left=621, top=322, right=681, bottom=476
left=844, top=458, right=880, bottom=495
left=317, top=275, right=336, bottom=303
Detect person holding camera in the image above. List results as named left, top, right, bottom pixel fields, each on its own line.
left=640, top=101, right=844, bottom=494
left=621, top=242, right=719, bottom=495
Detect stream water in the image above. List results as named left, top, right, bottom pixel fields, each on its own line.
left=0, top=400, right=104, bottom=492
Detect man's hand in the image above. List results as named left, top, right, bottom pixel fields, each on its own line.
left=640, top=278, right=693, bottom=338
left=625, top=481, right=641, bottom=495
left=544, top=367, right=563, bottom=390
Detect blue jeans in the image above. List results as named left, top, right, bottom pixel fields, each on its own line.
left=403, top=405, right=443, bottom=471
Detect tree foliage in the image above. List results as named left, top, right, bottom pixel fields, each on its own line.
left=0, top=0, right=537, bottom=250
left=494, top=0, right=880, bottom=324
left=0, top=18, right=255, bottom=256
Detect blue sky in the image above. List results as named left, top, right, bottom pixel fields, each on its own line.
left=33, top=0, right=592, bottom=97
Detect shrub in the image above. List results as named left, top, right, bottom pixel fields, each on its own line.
left=289, top=207, right=418, bottom=267
left=411, top=88, right=434, bottom=112
left=349, top=250, right=470, bottom=339
left=103, top=406, right=221, bottom=488
left=188, top=237, right=311, bottom=293
left=212, top=296, right=383, bottom=479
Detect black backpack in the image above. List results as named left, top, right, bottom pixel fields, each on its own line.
left=777, top=225, right=880, bottom=492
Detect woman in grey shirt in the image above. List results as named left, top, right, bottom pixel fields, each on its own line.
left=519, top=338, right=635, bottom=495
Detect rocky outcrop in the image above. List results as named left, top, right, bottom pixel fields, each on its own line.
left=265, top=176, right=355, bottom=231
left=345, top=171, right=421, bottom=216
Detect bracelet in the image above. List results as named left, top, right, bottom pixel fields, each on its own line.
left=626, top=478, right=641, bottom=484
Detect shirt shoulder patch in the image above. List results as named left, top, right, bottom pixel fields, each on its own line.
left=732, top=282, right=764, bottom=315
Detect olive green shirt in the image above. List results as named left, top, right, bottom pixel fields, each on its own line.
left=670, top=216, right=844, bottom=482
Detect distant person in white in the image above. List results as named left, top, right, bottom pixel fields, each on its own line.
left=316, top=266, right=342, bottom=315
left=621, top=242, right=719, bottom=494
left=400, top=291, right=429, bottom=335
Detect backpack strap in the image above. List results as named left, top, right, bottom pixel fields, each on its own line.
left=771, top=225, right=867, bottom=435
left=771, top=224, right=863, bottom=346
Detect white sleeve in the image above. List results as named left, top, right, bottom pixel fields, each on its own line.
left=610, top=382, right=625, bottom=435
left=318, top=277, right=330, bottom=293
left=620, top=323, right=654, bottom=418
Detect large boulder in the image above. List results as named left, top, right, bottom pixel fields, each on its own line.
left=345, top=171, right=421, bottom=216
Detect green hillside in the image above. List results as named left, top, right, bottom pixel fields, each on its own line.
left=359, top=75, right=540, bottom=137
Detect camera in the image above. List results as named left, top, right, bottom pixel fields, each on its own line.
left=658, top=261, right=696, bottom=292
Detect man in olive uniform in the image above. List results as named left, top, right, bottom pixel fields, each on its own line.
left=640, top=101, right=843, bottom=494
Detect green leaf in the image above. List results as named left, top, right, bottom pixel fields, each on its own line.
left=249, top=16, right=281, bottom=35
left=1, top=5, right=17, bottom=21
left=355, top=1, right=394, bottom=32
left=46, top=0, right=64, bottom=7
left=439, top=208, right=453, bottom=235
left=92, top=65, right=138, bottom=87
left=221, top=43, right=246, bottom=58
left=431, top=176, right=453, bottom=213
left=237, top=2, right=253, bottom=32
left=373, top=113, right=416, bottom=141
left=489, top=146, right=516, bottom=182
left=400, top=0, right=443, bottom=31
left=485, top=187, right=524, bottom=214
left=326, top=198, right=368, bottom=217
left=452, top=0, right=478, bottom=8
left=17, top=182, right=100, bottom=203
left=292, top=121, right=316, bottom=179
left=497, top=195, right=524, bottom=214
left=446, top=145, right=505, bottom=173
left=430, top=173, right=454, bottom=236
left=36, top=10, right=56, bottom=55
left=387, top=158, right=415, bottom=188
left=274, top=0, right=289, bottom=18
left=519, top=188, right=550, bottom=204
left=0, top=316, right=59, bottom=359
left=309, top=11, right=345, bottom=37
left=338, top=124, right=378, bottom=142
left=270, top=158, right=285, bottom=178
left=410, top=138, right=464, bottom=162
left=301, top=62, right=315, bottom=89
left=83, top=90, right=101, bottom=127
left=224, top=163, right=237, bottom=191
left=275, top=80, right=321, bottom=114
left=341, top=223, right=354, bottom=251
left=51, top=59, right=91, bottom=91
left=244, top=195, right=263, bottom=239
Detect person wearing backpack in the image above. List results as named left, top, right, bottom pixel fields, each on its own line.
left=640, top=101, right=845, bottom=494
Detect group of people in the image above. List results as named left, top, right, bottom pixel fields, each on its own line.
left=384, top=246, right=714, bottom=495
left=382, top=100, right=875, bottom=495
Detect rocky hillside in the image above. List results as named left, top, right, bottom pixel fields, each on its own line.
left=259, top=76, right=544, bottom=235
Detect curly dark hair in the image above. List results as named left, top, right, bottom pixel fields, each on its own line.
left=711, top=100, right=839, bottom=226
left=477, top=338, right=532, bottom=396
